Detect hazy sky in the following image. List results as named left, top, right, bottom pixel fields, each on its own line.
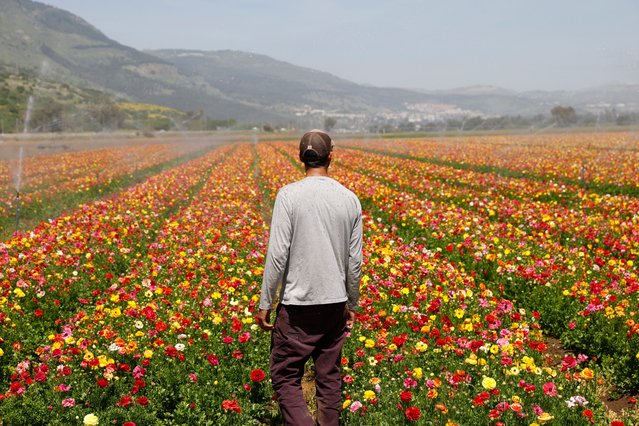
left=39, top=0, right=639, bottom=92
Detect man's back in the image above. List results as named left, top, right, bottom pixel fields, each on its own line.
left=260, top=175, right=362, bottom=309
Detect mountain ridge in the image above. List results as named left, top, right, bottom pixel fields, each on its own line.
left=1, top=0, right=637, bottom=127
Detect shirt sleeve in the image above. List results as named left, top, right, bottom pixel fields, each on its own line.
left=259, top=190, right=292, bottom=310
left=346, top=199, right=363, bottom=310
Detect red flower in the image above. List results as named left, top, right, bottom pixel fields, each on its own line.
left=97, top=379, right=109, bottom=388
left=222, top=399, right=241, bottom=413
left=207, top=354, right=219, bottom=366
left=136, top=397, right=149, bottom=406
left=583, top=409, right=594, bottom=423
left=116, top=396, right=133, bottom=407
left=400, top=390, right=413, bottom=402
left=405, top=406, right=421, bottom=421
left=611, top=422, right=625, bottom=426
left=250, top=369, right=266, bottom=383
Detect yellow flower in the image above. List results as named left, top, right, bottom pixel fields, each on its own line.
left=413, top=367, right=423, bottom=379
left=83, top=413, right=99, bottom=425
left=144, top=349, right=153, bottom=359
left=363, top=390, right=376, bottom=400
left=481, top=376, right=496, bottom=390
left=13, top=288, right=25, bottom=298
left=364, top=339, right=375, bottom=349
left=97, top=355, right=114, bottom=368
left=537, top=412, right=553, bottom=424
left=415, top=341, right=428, bottom=352
left=0, top=348, right=4, bottom=357
left=342, top=399, right=352, bottom=409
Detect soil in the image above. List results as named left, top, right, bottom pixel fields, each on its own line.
left=545, top=337, right=637, bottom=417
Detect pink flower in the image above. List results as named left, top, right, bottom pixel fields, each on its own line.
left=543, top=382, right=558, bottom=396
left=403, top=377, right=418, bottom=388
left=61, top=398, right=75, bottom=408
left=189, top=373, right=198, bottom=382
left=350, top=401, right=363, bottom=412
left=58, top=383, right=71, bottom=392
left=132, top=365, right=146, bottom=379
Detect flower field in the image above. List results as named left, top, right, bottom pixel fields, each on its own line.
left=0, top=140, right=211, bottom=240
left=1, top=132, right=638, bottom=425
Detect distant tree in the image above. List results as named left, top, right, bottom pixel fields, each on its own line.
left=262, top=123, right=274, bottom=132
left=324, top=117, right=337, bottom=132
left=551, top=105, right=577, bottom=126
left=29, top=99, right=68, bottom=132
left=86, top=102, right=125, bottom=130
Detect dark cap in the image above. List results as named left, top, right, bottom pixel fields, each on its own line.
left=299, top=129, right=333, bottom=165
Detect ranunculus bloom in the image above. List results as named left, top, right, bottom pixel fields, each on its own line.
left=543, top=382, right=558, bottom=396
left=580, top=368, right=594, bottom=380
left=482, top=376, right=497, bottom=390
left=405, top=406, right=421, bottom=421
left=250, top=369, right=266, bottom=383
left=400, top=390, right=413, bottom=402
left=83, top=413, right=99, bottom=425
left=117, top=396, right=133, bottom=407
left=61, top=398, right=75, bottom=408
left=222, top=399, right=241, bottom=413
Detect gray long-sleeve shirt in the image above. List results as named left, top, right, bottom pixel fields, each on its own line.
left=259, top=176, right=362, bottom=311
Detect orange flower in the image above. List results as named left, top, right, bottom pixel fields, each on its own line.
left=435, top=404, right=448, bottom=414
left=580, top=368, right=594, bottom=380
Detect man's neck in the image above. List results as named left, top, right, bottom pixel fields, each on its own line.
left=305, top=166, right=329, bottom=177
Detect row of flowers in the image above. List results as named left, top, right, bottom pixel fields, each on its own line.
left=345, top=132, right=639, bottom=189
left=1, top=142, right=206, bottom=218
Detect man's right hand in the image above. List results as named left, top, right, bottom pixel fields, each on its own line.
left=345, top=308, right=356, bottom=330
left=256, top=309, right=274, bottom=331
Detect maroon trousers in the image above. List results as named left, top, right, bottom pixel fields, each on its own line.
left=270, top=302, right=347, bottom=426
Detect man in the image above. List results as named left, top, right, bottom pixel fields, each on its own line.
left=256, top=129, right=363, bottom=426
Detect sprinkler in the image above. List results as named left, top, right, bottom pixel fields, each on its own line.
left=14, top=190, right=20, bottom=234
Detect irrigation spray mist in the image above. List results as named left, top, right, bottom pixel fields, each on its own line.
left=14, top=146, right=24, bottom=233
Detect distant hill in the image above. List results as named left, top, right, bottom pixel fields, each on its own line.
left=0, top=0, right=637, bottom=127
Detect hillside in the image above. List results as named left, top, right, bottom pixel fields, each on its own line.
left=0, top=0, right=637, bottom=128
left=0, top=0, right=277, bottom=122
